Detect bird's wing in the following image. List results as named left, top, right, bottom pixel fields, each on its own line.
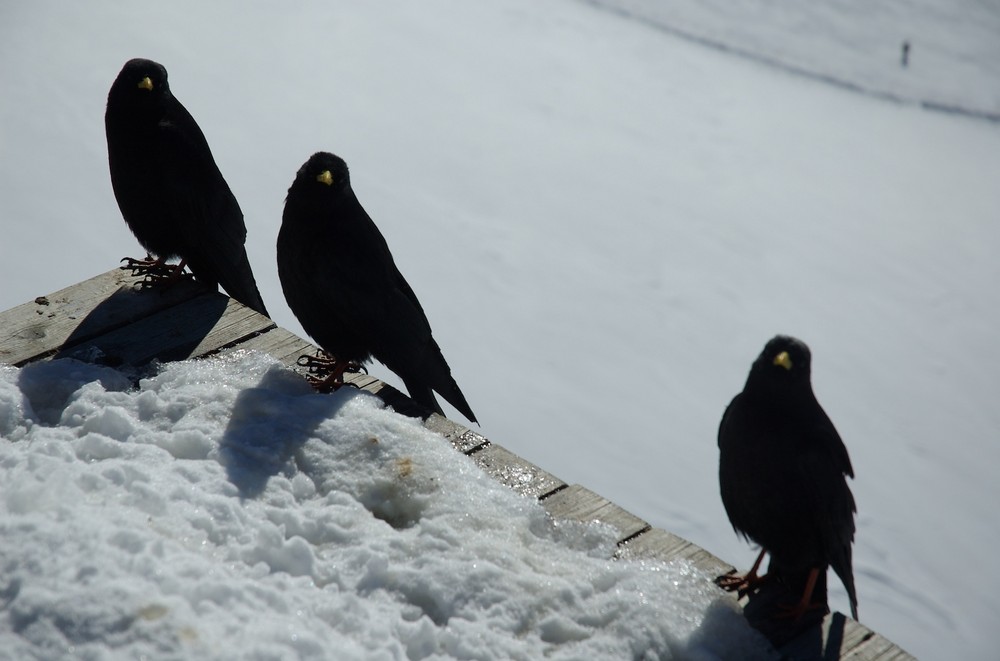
left=799, top=417, right=858, bottom=615
left=798, top=411, right=856, bottom=539
left=379, top=261, right=476, bottom=423
left=815, top=407, right=854, bottom=479
left=155, top=102, right=267, bottom=315
left=376, top=268, right=436, bottom=367
left=799, top=426, right=856, bottom=535
left=716, top=393, right=754, bottom=540
left=718, top=396, right=739, bottom=448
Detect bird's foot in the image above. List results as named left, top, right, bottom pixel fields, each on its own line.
left=120, top=256, right=190, bottom=289
left=715, top=570, right=770, bottom=598
left=121, top=254, right=165, bottom=275
left=715, top=548, right=769, bottom=598
left=296, top=351, right=366, bottom=392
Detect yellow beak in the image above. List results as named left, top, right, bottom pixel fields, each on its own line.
left=137, top=76, right=153, bottom=91
left=316, top=170, right=334, bottom=186
left=773, top=351, right=793, bottom=371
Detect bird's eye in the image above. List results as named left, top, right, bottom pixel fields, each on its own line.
left=137, top=77, right=154, bottom=91
left=316, top=170, right=334, bottom=186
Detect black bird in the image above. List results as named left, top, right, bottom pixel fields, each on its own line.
left=277, top=152, right=477, bottom=424
left=717, top=335, right=858, bottom=621
left=105, top=58, right=268, bottom=316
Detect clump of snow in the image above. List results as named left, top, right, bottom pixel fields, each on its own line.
left=0, top=352, right=774, bottom=660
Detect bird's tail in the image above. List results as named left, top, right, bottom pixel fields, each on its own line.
left=401, top=379, right=445, bottom=418
left=831, top=549, right=859, bottom=621
left=403, top=340, right=478, bottom=425
left=216, top=256, right=269, bottom=318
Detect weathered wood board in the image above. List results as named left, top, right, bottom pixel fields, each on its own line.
left=540, top=483, right=650, bottom=543
left=617, top=526, right=735, bottom=578
left=57, top=293, right=274, bottom=366
left=780, top=612, right=917, bottom=661
left=468, top=442, right=566, bottom=499
left=0, top=269, right=208, bottom=366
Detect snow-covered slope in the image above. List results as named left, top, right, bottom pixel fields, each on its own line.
left=1, top=1, right=998, bottom=658
left=588, top=0, right=1000, bottom=118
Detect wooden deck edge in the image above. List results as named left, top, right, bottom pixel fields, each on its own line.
left=0, top=269, right=918, bottom=660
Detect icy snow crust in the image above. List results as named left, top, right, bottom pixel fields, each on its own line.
left=0, top=353, right=774, bottom=660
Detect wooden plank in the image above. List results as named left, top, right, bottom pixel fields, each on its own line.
left=0, top=268, right=207, bottom=366
left=341, top=371, right=382, bottom=392
left=357, top=378, right=430, bottom=419
left=540, top=484, right=649, bottom=544
left=617, top=530, right=920, bottom=660
left=469, top=442, right=566, bottom=499
left=232, top=326, right=316, bottom=365
left=234, top=330, right=388, bottom=394
left=781, top=612, right=916, bottom=661
left=55, top=292, right=274, bottom=367
left=424, top=414, right=490, bottom=454
left=328, top=371, right=487, bottom=452
left=616, top=527, right=736, bottom=578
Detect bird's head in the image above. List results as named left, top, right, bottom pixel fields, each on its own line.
left=746, top=335, right=813, bottom=395
left=289, top=151, right=352, bottom=199
left=108, top=58, right=171, bottom=108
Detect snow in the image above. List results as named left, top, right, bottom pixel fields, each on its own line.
left=589, top=0, right=1000, bottom=117
left=0, top=353, right=773, bottom=660
left=1, top=0, right=999, bottom=659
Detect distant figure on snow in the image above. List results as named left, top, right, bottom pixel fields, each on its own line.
left=901, top=41, right=911, bottom=68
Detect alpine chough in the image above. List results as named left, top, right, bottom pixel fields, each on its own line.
left=277, top=151, right=477, bottom=424
left=717, top=335, right=858, bottom=620
left=105, top=58, right=268, bottom=316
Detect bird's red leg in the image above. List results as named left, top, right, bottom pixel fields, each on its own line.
left=716, top=548, right=769, bottom=596
left=777, top=567, right=827, bottom=620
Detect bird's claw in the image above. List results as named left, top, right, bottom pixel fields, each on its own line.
left=120, top=255, right=189, bottom=289
left=715, top=570, right=744, bottom=590
left=305, top=373, right=361, bottom=392
left=296, top=352, right=330, bottom=371
left=715, top=570, right=768, bottom=599
left=296, top=351, right=366, bottom=392
left=120, top=255, right=162, bottom=275
left=715, top=570, right=750, bottom=595
left=295, top=352, right=365, bottom=374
